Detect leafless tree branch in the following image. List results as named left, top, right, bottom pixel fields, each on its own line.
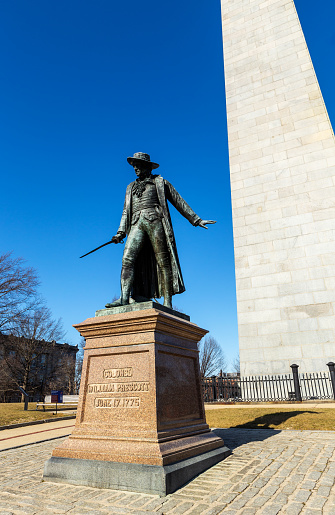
left=232, top=354, right=240, bottom=374
left=197, top=336, right=226, bottom=377
left=0, top=252, right=40, bottom=332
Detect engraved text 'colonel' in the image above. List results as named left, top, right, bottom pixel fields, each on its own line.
left=103, top=367, right=133, bottom=378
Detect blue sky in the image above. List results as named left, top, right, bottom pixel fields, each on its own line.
left=1, top=0, right=335, bottom=369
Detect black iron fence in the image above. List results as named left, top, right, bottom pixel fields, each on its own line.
left=202, top=362, right=335, bottom=402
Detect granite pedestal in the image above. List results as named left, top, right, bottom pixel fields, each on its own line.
left=43, top=305, right=230, bottom=495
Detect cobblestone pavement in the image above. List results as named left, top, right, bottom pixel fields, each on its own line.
left=0, top=428, right=335, bottom=514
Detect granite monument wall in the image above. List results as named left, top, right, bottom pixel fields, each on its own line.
left=221, top=0, right=335, bottom=375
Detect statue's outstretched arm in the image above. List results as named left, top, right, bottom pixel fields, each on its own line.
left=165, top=180, right=201, bottom=225
left=165, top=181, right=216, bottom=228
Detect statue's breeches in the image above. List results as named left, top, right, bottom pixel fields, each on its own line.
left=122, top=213, right=170, bottom=272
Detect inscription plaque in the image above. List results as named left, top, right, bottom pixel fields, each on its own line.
left=81, top=351, right=150, bottom=425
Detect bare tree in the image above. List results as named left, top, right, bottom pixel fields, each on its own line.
left=12, top=304, right=64, bottom=342
left=197, top=336, right=226, bottom=377
left=232, top=354, right=240, bottom=374
left=73, top=337, right=86, bottom=394
left=2, top=304, right=66, bottom=399
left=0, top=252, right=79, bottom=400
left=48, top=348, right=78, bottom=395
left=0, top=354, right=17, bottom=402
left=0, top=252, right=39, bottom=332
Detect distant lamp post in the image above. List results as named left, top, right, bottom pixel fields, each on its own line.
left=290, top=364, right=302, bottom=402
left=327, top=362, right=335, bottom=400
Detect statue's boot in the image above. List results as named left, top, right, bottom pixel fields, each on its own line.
left=105, top=296, right=137, bottom=308
left=105, top=266, right=134, bottom=308
left=105, top=298, right=122, bottom=308
left=120, top=265, right=133, bottom=305
left=164, top=296, right=172, bottom=309
left=162, top=267, right=173, bottom=309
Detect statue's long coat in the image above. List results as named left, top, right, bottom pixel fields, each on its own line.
left=117, top=175, right=201, bottom=299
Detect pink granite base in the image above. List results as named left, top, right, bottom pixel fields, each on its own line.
left=44, top=308, right=228, bottom=490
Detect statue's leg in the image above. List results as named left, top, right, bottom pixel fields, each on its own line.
left=120, top=225, right=145, bottom=305
left=146, top=220, right=172, bottom=308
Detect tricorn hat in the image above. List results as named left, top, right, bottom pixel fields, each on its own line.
left=127, top=152, right=159, bottom=169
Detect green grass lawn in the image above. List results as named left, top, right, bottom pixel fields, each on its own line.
left=1, top=403, right=335, bottom=431
left=205, top=407, right=335, bottom=431
left=0, top=403, right=75, bottom=427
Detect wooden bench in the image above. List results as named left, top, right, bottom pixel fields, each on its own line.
left=36, top=401, right=78, bottom=413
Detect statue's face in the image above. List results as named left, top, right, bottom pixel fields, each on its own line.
left=133, top=162, right=151, bottom=179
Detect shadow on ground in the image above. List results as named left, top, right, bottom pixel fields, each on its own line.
left=213, top=411, right=318, bottom=450
left=213, top=427, right=280, bottom=450
left=233, top=410, right=318, bottom=429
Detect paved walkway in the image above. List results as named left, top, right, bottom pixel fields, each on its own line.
left=0, top=428, right=335, bottom=514
left=0, top=420, right=75, bottom=451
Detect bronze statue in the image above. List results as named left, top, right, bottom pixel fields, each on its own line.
left=106, top=152, right=216, bottom=309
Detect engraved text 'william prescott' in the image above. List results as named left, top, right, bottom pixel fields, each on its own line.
left=88, top=382, right=149, bottom=393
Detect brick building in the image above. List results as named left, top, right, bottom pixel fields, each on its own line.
left=0, top=333, right=78, bottom=402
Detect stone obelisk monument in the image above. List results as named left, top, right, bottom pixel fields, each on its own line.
left=221, top=0, right=335, bottom=375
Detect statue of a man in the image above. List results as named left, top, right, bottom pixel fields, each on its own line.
left=106, top=152, right=215, bottom=309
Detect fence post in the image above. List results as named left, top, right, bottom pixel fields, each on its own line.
left=290, top=364, right=302, bottom=401
left=211, top=376, right=217, bottom=401
left=327, top=362, right=335, bottom=400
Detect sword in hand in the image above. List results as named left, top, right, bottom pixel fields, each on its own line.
left=80, top=236, right=124, bottom=259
